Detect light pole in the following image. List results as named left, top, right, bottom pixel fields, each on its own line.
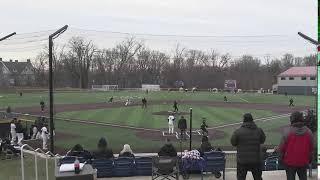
left=297, top=32, right=319, bottom=168
left=49, top=25, right=68, bottom=153
left=0, top=32, right=16, bottom=42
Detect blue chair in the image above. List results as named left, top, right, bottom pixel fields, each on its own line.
left=92, top=158, right=113, bottom=178
left=135, top=156, right=153, bottom=176
left=203, top=151, right=226, bottom=180
left=264, top=155, right=279, bottom=171
left=113, top=157, right=135, bottom=177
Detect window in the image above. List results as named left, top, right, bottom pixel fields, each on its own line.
left=310, top=76, right=316, bottom=80
left=281, top=77, right=286, bottom=80
left=301, top=77, right=306, bottom=80
left=289, top=77, right=294, bottom=80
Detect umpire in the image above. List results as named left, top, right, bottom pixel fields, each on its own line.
left=178, top=116, right=187, bottom=140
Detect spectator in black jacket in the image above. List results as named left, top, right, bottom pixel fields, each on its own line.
left=231, top=113, right=266, bottom=180
left=67, top=144, right=93, bottom=160
left=119, top=144, right=134, bottom=157
left=92, top=138, right=114, bottom=159
left=158, top=138, right=177, bottom=157
left=199, top=136, right=213, bottom=155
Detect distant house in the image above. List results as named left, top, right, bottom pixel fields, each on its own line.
left=273, top=66, right=316, bottom=95
left=0, top=58, right=35, bottom=86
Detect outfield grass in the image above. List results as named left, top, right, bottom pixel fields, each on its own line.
left=0, top=91, right=313, bottom=153
left=0, top=91, right=315, bottom=109
left=54, top=105, right=283, bottom=152
left=56, top=105, right=275, bottom=128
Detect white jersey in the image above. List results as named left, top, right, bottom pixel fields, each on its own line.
left=10, top=123, right=16, bottom=132
left=41, top=127, right=48, bottom=138
left=168, top=115, right=175, bottom=125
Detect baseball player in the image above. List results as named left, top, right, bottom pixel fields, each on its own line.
left=10, top=119, right=17, bottom=144
left=41, top=125, right=49, bottom=150
left=168, top=114, right=175, bottom=134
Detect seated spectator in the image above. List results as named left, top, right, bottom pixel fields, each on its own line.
left=92, top=137, right=114, bottom=159
left=119, top=144, right=134, bottom=157
left=199, top=136, right=213, bottom=154
left=66, top=144, right=92, bottom=160
left=158, top=138, right=177, bottom=157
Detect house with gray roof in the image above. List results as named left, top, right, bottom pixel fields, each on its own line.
left=0, top=58, right=35, bottom=86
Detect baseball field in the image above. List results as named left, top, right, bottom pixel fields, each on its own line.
left=0, top=90, right=315, bottom=154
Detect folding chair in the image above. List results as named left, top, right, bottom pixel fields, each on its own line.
left=152, top=156, right=179, bottom=180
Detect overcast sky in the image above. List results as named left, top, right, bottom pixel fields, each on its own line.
left=0, top=0, right=317, bottom=60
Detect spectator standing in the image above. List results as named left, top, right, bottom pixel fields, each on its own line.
left=231, top=113, right=266, bottom=180
left=277, top=111, right=313, bottom=180
left=92, top=138, right=114, bottom=159
left=119, top=144, right=134, bottom=157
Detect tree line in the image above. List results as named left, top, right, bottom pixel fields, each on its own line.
left=32, top=36, right=317, bottom=90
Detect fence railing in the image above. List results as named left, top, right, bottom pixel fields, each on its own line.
left=20, top=144, right=61, bottom=180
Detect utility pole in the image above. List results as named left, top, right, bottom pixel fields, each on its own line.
left=49, top=25, right=68, bottom=153
left=0, top=32, right=16, bottom=42
left=189, top=108, right=192, bottom=151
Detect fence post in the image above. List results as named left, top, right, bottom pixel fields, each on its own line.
left=35, top=152, right=38, bottom=180
left=46, top=158, right=49, bottom=180
left=21, top=147, right=25, bottom=180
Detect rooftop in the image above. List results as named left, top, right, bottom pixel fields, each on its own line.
left=278, top=66, right=316, bottom=77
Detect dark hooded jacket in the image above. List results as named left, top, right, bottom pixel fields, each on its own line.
left=231, top=121, right=266, bottom=164
left=158, top=143, right=177, bottom=157
left=279, top=122, right=313, bottom=167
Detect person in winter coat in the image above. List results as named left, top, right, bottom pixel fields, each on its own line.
left=67, top=144, right=93, bottom=160
left=178, top=116, right=187, bottom=139
left=119, top=144, right=135, bottom=157
left=277, top=111, right=313, bottom=180
left=199, top=136, right=213, bottom=155
left=158, top=138, right=177, bottom=157
left=231, top=113, right=266, bottom=180
left=92, top=137, right=114, bottom=159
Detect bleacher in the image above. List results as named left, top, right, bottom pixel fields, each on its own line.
left=58, top=151, right=226, bottom=179
left=56, top=151, right=314, bottom=180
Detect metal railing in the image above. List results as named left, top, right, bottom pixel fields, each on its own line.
left=20, top=144, right=61, bottom=180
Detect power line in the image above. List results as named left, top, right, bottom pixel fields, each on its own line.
left=70, top=27, right=292, bottom=38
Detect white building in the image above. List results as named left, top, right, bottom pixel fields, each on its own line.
left=273, top=66, right=316, bottom=95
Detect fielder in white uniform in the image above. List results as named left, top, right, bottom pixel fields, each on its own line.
left=41, top=126, right=48, bottom=150
left=10, top=120, right=17, bottom=144
left=168, top=115, right=175, bottom=134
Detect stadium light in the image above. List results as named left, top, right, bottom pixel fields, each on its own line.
left=49, top=25, right=68, bottom=153
left=0, top=32, right=16, bottom=42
